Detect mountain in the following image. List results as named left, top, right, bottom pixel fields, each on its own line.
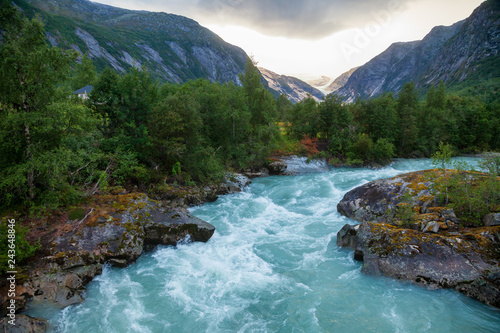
left=334, top=0, right=499, bottom=102
left=14, top=0, right=248, bottom=84
left=325, top=67, right=358, bottom=93
left=258, top=67, right=324, bottom=103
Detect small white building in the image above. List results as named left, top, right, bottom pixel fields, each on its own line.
left=72, top=85, right=93, bottom=99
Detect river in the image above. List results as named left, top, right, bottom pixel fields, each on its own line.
left=28, top=158, right=500, bottom=332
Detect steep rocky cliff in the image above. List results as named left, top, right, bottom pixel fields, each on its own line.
left=258, top=67, right=324, bottom=103
left=17, top=0, right=248, bottom=84
left=334, top=0, right=499, bottom=101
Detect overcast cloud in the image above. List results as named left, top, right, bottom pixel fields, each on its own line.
left=196, top=0, right=414, bottom=39
left=96, top=0, right=413, bottom=39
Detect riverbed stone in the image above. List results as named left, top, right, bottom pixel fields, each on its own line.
left=337, top=222, right=500, bottom=307
left=266, top=159, right=287, bottom=175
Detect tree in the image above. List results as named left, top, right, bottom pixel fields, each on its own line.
left=71, top=53, right=97, bottom=91
left=289, top=97, right=319, bottom=139
left=239, top=58, right=279, bottom=163
left=396, top=82, right=419, bottom=155
left=0, top=6, right=76, bottom=204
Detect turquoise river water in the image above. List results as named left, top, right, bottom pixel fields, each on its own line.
left=28, top=158, right=500, bottom=332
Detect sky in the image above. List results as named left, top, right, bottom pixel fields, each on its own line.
left=92, top=0, right=485, bottom=82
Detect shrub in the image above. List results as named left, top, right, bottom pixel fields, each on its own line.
left=0, top=218, right=41, bottom=274
left=372, top=138, right=395, bottom=165
left=300, top=134, right=319, bottom=157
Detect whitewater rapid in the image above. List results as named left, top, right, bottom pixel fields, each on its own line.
left=28, top=158, right=500, bottom=332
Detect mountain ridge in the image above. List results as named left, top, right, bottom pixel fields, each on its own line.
left=258, top=67, right=324, bottom=103
left=17, top=0, right=248, bottom=84
left=333, top=0, right=499, bottom=102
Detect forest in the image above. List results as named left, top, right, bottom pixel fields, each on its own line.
left=1, top=4, right=499, bottom=217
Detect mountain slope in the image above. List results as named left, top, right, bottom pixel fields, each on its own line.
left=334, top=0, right=499, bottom=102
left=325, top=67, right=358, bottom=93
left=335, top=41, right=419, bottom=102
left=258, top=67, right=324, bottom=103
left=420, top=0, right=500, bottom=90
left=16, top=0, right=248, bottom=84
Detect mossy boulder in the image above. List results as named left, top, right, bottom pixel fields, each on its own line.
left=337, top=222, right=500, bottom=307
left=336, top=169, right=500, bottom=307
left=337, top=170, right=438, bottom=224
left=22, top=193, right=215, bottom=311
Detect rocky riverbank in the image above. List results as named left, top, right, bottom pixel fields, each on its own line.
left=336, top=169, right=500, bottom=307
left=0, top=155, right=313, bottom=331
left=0, top=174, right=255, bottom=331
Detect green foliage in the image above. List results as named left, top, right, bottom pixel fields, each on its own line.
left=431, top=158, right=500, bottom=226
left=372, top=138, right=396, bottom=165
left=393, top=191, right=417, bottom=227
left=479, top=153, right=500, bottom=176
left=431, top=142, right=453, bottom=176
left=445, top=170, right=500, bottom=226
left=172, top=162, right=181, bottom=176
left=0, top=218, right=41, bottom=274
left=288, top=97, right=320, bottom=139
left=348, top=133, right=373, bottom=162
left=71, top=53, right=97, bottom=90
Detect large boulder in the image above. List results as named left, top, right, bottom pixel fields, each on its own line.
left=337, top=222, right=500, bottom=307
left=336, top=169, right=500, bottom=307
left=266, top=159, right=288, bottom=175
left=144, top=208, right=215, bottom=246
left=337, top=170, right=437, bottom=223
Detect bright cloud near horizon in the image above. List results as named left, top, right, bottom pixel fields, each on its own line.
left=92, top=0, right=484, bottom=82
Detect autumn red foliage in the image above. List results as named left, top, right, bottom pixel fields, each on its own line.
left=300, top=135, right=320, bottom=157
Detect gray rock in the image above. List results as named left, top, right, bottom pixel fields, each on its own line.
left=336, top=221, right=500, bottom=307
left=484, top=213, right=500, bottom=226
left=144, top=208, right=215, bottom=246
left=224, top=173, right=251, bottom=193
left=336, top=224, right=359, bottom=249
left=24, top=193, right=215, bottom=310
left=0, top=315, right=49, bottom=333
left=266, top=159, right=288, bottom=175
left=422, top=221, right=440, bottom=233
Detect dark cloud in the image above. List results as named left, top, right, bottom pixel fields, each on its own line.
left=96, top=0, right=413, bottom=40
left=193, top=0, right=413, bottom=39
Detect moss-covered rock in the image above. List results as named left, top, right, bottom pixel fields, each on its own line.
left=337, top=222, right=500, bottom=307
left=336, top=169, right=500, bottom=307
left=19, top=192, right=215, bottom=314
